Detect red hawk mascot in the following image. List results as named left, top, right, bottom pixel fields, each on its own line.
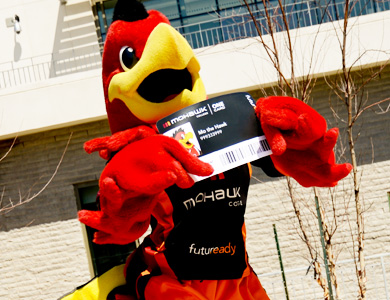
left=61, top=0, right=352, bottom=299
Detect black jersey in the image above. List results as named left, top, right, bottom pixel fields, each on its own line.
left=163, top=164, right=251, bottom=280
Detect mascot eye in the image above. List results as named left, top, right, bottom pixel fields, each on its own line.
left=119, top=46, right=137, bottom=71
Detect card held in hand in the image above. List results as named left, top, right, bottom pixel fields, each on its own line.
left=156, top=92, right=272, bottom=182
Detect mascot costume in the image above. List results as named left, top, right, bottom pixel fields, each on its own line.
left=60, top=0, right=352, bottom=299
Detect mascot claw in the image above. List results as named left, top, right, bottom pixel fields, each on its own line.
left=84, top=126, right=156, bottom=159
left=256, top=96, right=352, bottom=187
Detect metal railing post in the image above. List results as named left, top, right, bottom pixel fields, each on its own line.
left=273, top=224, right=290, bottom=300
left=315, top=196, right=334, bottom=300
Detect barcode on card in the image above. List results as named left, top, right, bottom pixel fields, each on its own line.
left=219, top=139, right=271, bottom=166
left=190, top=136, right=273, bottom=182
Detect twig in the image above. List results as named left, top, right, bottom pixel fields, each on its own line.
left=0, top=132, right=73, bottom=214
left=0, top=137, right=17, bottom=163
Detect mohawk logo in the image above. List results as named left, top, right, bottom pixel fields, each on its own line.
left=168, top=106, right=208, bottom=126
left=183, top=187, right=241, bottom=210
left=162, top=121, right=172, bottom=128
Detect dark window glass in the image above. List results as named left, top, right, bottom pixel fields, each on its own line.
left=93, top=0, right=390, bottom=49
left=95, top=0, right=117, bottom=41
left=218, top=0, right=243, bottom=10
left=74, top=181, right=136, bottom=276
left=143, top=0, right=180, bottom=19
left=183, top=0, right=217, bottom=16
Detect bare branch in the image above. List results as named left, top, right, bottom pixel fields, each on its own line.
left=376, top=100, right=390, bottom=114
left=242, top=0, right=292, bottom=91
left=0, top=137, right=17, bottom=163
left=354, top=97, right=390, bottom=121
left=277, top=0, right=295, bottom=92
left=0, top=132, right=73, bottom=214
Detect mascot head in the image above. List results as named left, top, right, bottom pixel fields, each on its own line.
left=102, top=0, right=207, bottom=134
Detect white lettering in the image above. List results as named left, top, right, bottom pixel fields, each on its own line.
left=195, top=193, right=205, bottom=203
left=245, top=94, right=256, bottom=107
left=171, top=106, right=207, bottom=124
left=183, top=198, right=196, bottom=210
left=183, top=187, right=242, bottom=210
left=229, top=200, right=243, bottom=207
left=204, top=191, right=215, bottom=202
left=214, top=122, right=227, bottom=130
left=227, top=187, right=240, bottom=198
left=215, top=189, right=225, bottom=200
left=212, top=101, right=226, bottom=112
left=189, top=242, right=236, bottom=256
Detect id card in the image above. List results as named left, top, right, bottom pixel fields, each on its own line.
left=156, top=92, right=272, bottom=181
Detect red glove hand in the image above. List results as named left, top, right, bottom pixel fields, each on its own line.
left=78, top=188, right=168, bottom=245
left=256, top=96, right=352, bottom=187
left=84, top=125, right=156, bottom=160
left=256, top=96, right=327, bottom=155
left=79, top=135, right=214, bottom=244
left=100, top=134, right=214, bottom=193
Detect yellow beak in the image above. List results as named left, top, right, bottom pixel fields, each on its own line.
left=108, top=23, right=206, bottom=123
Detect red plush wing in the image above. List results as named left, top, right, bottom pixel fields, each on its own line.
left=79, top=134, right=214, bottom=244
left=256, top=96, right=352, bottom=187
left=84, top=125, right=157, bottom=159
left=256, top=96, right=327, bottom=155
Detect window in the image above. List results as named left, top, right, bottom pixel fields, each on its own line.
left=91, top=0, right=117, bottom=51
left=91, top=0, right=390, bottom=50
left=74, top=181, right=137, bottom=276
left=91, top=0, right=246, bottom=44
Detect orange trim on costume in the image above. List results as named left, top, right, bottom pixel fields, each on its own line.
left=144, top=271, right=270, bottom=299
left=241, top=222, right=251, bottom=278
left=248, top=163, right=252, bottom=177
left=156, top=241, right=166, bottom=252
left=143, top=245, right=177, bottom=279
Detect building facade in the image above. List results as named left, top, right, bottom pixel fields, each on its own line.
left=0, top=0, right=390, bottom=299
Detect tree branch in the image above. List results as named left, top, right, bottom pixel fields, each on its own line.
left=0, top=132, right=73, bottom=214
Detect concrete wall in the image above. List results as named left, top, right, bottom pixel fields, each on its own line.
left=0, top=69, right=106, bottom=140
left=0, top=0, right=97, bottom=63
left=0, top=120, right=110, bottom=299
left=0, top=219, right=91, bottom=300
left=0, top=120, right=110, bottom=231
left=0, top=0, right=104, bottom=140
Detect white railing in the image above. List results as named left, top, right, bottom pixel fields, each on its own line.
left=1, top=0, right=389, bottom=90
left=259, top=253, right=390, bottom=299
left=0, top=44, right=102, bottom=89
left=176, top=0, right=390, bottom=49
